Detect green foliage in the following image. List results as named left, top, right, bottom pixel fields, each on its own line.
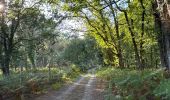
left=62, top=64, right=82, bottom=82
left=97, top=68, right=170, bottom=100
left=0, top=68, right=59, bottom=90
left=61, top=37, right=103, bottom=70
left=154, top=79, right=170, bottom=99
left=0, top=64, right=82, bottom=99
left=51, top=82, right=63, bottom=90
left=0, top=0, right=168, bottom=99
left=62, top=0, right=160, bottom=68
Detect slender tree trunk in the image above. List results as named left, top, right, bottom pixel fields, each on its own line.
left=108, top=0, right=124, bottom=68
left=1, top=27, right=11, bottom=76
left=160, top=22, right=170, bottom=70
left=124, top=12, right=142, bottom=69
left=2, top=51, right=11, bottom=76
left=150, top=47, right=153, bottom=67
left=112, top=0, right=142, bottom=68
left=139, top=0, right=146, bottom=68
left=1, top=29, right=15, bottom=76
left=0, top=44, right=2, bottom=71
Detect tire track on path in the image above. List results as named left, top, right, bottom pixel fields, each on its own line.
left=34, top=73, right=106, bottom=100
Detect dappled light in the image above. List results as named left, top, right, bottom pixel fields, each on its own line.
left=0, top=4, right=3, bottom=11
left=0, top=0, right=170, bottom=100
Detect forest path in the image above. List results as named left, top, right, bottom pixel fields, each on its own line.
left=33, top=73, right=106, bottom=100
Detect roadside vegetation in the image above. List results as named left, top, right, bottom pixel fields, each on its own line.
left=97, top=67, right=170, bottom=100
left=0, top=65, right=81, bottom=100
left=1, top=0, right=170, bottom=100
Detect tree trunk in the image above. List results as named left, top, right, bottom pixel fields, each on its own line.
left=110, top=1, right=124, bottom=68
left=154, top=0, right=170, bottom=69
left=150, top=47, right=153, bottom=67
left=139, top=0, right=146, bottom=68
left=0, top=0, right=20, bottom=75
left=113, top=0, right=143, bottom=69
left=124, top=12, right=143, bottom=69
left=0, top=44, right=2, bottom=70
left=2, top=52, right=11, bottom=76
left=103, top=0, right=124, bottom=68
left=1, top=32, right=11, bottom=76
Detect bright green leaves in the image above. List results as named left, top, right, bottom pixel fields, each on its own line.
left=62, top=0, right=159, bottom=68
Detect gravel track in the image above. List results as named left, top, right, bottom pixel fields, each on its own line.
left=34, top=74, right=106, bottom=100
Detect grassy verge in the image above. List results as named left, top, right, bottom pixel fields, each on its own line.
left=0, top=65, right=82, bottom=100
left=96, top=67, right=170, bottom=100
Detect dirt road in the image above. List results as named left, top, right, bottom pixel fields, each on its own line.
left=34, top=74, right=106, bottom=100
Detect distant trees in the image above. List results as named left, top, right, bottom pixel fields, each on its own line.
left=0, top=0, right=63, bottom=76
left=62, top=37, right=103, bottom=70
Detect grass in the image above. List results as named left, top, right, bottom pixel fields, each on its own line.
left=96, top=67, right=170, bottom=100
left=0, top=65, right=82, bottom=99
left=0, top=68, right=61, bottom=89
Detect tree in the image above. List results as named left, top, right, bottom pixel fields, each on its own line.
left=153, top=0, right=170, bottom=70
left=62, top=37, right=103, bottom=70
left=0, top=0, right=24, bottom=75
left=0, top=0, right=64, bottom=75
left=63, top=0, right=126, bottom=68
left=62, top=0, right=159, bottom=69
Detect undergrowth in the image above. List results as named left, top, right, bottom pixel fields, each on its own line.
left=0, top=65, right=81, bottom=99
left=96, top=67, right=170, bottom=100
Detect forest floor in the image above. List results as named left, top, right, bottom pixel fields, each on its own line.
left=33, top=74, right=107, bottom=100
